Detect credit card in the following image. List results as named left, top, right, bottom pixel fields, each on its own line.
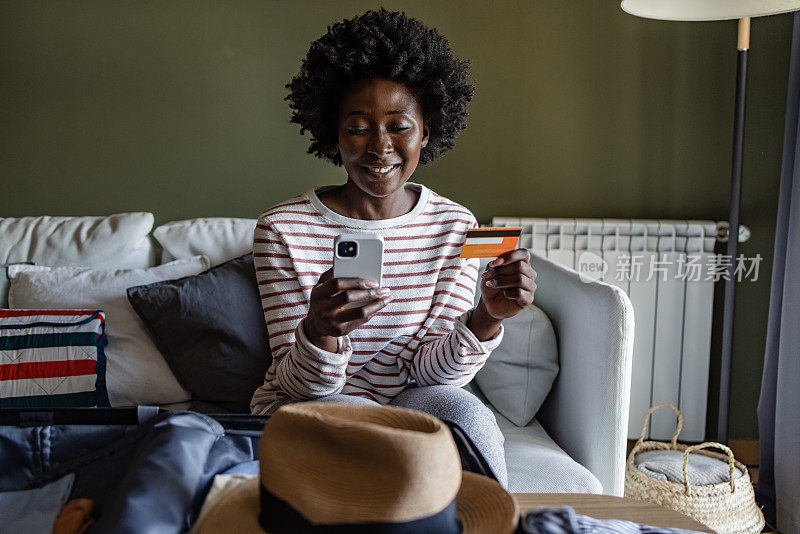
left=459, top=227, right=522, bottom=258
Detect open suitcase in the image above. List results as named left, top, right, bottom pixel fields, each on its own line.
left=0, top=407, right=498, bottom=533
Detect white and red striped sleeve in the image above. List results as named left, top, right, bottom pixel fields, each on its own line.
left=408, top=225, right=504, bottom=387
left=253, top=214, right=350, bottom=400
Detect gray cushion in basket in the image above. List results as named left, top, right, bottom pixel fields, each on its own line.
left=635, top=449, right=744, bottom=485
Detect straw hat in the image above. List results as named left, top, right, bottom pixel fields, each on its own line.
left=195, top=402, right=518, bottom=533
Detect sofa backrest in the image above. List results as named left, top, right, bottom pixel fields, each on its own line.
left=1, top=213, right=158, bottom=307
left=0, top=213, right=156, bottom=268
left=153, top=218, right=257, bottom=266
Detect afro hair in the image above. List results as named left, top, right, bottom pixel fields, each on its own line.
left=285, top=7, right=476, bottom=166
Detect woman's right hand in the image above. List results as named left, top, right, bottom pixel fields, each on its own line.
left=303, top=268, right=392, bottom=352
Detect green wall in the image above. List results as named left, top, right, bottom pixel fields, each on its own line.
left=1, top=1, right=794, bottom=439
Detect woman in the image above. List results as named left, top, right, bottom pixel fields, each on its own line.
left=251, top=8, right=536, bottom=487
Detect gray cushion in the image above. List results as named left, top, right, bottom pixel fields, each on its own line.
left=472, top=257, right=559, bottom=427
left=474, top=304, right=559, bottom=427
left=126, top=253, right=271, bottom=413
left=634, top=449, right=743, bottom=485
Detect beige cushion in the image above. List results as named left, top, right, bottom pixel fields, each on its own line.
left=7, top=257, right=210, bottom=406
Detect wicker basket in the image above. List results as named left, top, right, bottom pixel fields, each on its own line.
left=625, top=403, right=764, bottom=534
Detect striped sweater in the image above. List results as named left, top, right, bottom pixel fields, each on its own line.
left=249, top=182, right=504, bottom=415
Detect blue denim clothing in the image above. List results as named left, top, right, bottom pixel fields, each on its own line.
left=0, top=411, right=261, bottom=533
left=0, top=473, right=74, bottom=534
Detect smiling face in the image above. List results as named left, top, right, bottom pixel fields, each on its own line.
left=337, top=77, right=429, bottom=200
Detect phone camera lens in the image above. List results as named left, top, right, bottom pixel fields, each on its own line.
left=337, top=241, right=358, bottom=257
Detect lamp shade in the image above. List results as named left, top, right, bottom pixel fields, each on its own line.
left=621, top=0, right=800, bottom=21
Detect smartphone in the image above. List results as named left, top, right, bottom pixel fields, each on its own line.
left=333, top=233, right=384, bottom=285
left=333, top=234, right=384, bottom=310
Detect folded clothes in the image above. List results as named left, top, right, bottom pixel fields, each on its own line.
left=518, top=506, right=703, bottom=534
left=635, top=449, right=743, bottom=485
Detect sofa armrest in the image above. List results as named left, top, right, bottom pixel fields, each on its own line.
left=532, top=254, right=634, bottom=496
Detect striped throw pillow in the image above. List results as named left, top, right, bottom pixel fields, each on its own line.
left=0, top=310, right=109, bottom=407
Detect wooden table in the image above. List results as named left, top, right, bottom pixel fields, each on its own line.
left=513, top=493, right=713, bottom=532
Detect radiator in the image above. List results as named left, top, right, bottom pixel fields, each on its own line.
left=491, top=217, right=721, bottom=441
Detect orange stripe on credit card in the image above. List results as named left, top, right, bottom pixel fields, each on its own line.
left=459, top=227, right=522, bottom=258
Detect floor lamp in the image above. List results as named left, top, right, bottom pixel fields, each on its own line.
left=620, top=0, right=800, bottom=444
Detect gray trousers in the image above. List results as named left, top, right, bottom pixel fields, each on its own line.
left=311, top=384, right=508, bottom=488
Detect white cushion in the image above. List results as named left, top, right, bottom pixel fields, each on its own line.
left=0, top=213, right=156, bottom=269
left=7, top=257, right=210, bottom=407
left=153, top=218, right=257, bottom=266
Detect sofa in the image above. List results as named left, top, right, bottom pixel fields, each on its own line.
left=0, top=212, right=634, bottom=496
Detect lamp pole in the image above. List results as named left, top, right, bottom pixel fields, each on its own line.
left=718, top=17, right=750, bottom=445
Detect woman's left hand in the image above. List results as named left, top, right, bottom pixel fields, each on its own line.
left=479, top=248, right=537, bottom=320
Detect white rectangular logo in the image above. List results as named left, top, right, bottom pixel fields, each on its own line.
left=464, top=237, right=503, bottom=245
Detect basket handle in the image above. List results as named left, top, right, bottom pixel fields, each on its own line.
left=682, top=442, right=736, bottom=495
left=635, top=403, right=683, bottom=449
